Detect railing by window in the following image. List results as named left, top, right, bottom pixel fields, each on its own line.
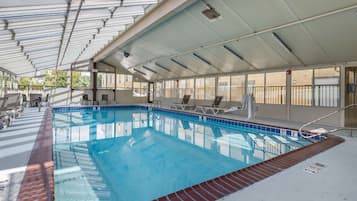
left=266, top=86, right=286, bottom=104
left=291, top=84, right=339, bottom=107
left=248, top=86, right=264, bottom=103
left=178, top=88, right=194, bottom=98
left=314, top=84, right=339, bottom=107
left=291, top=85, right=313, bottom=106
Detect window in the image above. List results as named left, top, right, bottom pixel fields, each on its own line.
left=217, top=76, right=230, bottom=101
left=247, top=74, right=265, bottom=103
left=0, top=72, right=4, bottom=97
left=231, top=75, right=245, bottom=102
left=195, top=78, right=205, bottom=100
left=72, top=71, right=90, bottom=89
left=265, top=72, right=286, bottom=104
left=133, top=82, right=148, bottom=97
left=205, top=77, right=216, bottom=100
left=44, top=70, right=68, bottom=88
left=291, top=70, right=313, bottom=106
left=116, top=74, right=132, bottom=90
left=178, top=79, right=194, bottom=98
left=164, top=80, right=176, bottom=98
left=314, top=67, right=340, bottom=107
left=155, top=81, right=163, bottom=97
left=97, top=72, right=115, bottom=89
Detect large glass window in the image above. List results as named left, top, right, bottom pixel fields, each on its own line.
left=0, top=72, right=4, bottom=97
left=314, top=67, right=340, bottom=107
left=116, top=74, right=132, bottom=90
left=45, top=70, right=68, bottom=88
left=97, top=72, right=115, bottom=89
left=133, top=82, right=148, bottom=97
left=195, top=78, right=205, bottom=100
left=72, top=71, right=90, bottom=89
left=164, top=80, right=176, bottom=98
left=178, top=79, right=194, bottom=98
left=247, top=74, right=265, bottom=103
left=291, top=70, right=313, bottom=106
left=155, top=81, right=164, bottom=98
left=217, top=76, right=230, bottom=101
left=205, top=77, right=216, bottom=100
left=231, top=75, right=245, bottom=102
left=265, top=72, right=286, bottom=104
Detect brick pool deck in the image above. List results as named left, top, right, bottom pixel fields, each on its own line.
left=17, top=109, right=53, bottom=201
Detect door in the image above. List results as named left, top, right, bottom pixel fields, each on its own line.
left=345, top=67, right=357, bottom=127
left=148, top=82, right=154, bottom=103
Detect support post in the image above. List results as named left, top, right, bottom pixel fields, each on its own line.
left=93, top=62, right=97, bottom=104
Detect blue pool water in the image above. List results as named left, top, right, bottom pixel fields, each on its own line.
left=53, top=106, right=312, bottom=201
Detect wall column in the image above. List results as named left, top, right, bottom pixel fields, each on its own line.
left=93, top=62, right=97, bottom=103
left=286, top=69, right=292, bottom=121
left=340, top=65, right=345, bottom=127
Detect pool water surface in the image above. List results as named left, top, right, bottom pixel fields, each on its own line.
left=53, top=107, right=311, bottom=201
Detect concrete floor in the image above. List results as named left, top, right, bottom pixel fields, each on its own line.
left=220, top=137, right=357, bottom=201
left=0, top=108, right=46, bottom=201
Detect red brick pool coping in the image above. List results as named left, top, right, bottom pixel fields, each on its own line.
left=15, top=107, right=344, bottom=201
left=17, top=109, right=54, bottom=201
left=154, top=134, right=344, bottom=201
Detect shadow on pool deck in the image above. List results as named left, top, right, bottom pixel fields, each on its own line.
left=0, top=108, right=53, bottom=201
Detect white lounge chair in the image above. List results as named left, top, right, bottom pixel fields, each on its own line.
left=195, top=96, right=223, bottom=113
left=196, top=95, right=249, bottom=115
left=5, top=93, right=23, bottom=118
left=0, top=97, right=10, bottom=128
left=171, top=95, right=195, bottom=110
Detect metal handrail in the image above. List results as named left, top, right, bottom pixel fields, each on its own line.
left=298, top=104, right=357, bottom=139
left=328, top=127, right=357, bottom=137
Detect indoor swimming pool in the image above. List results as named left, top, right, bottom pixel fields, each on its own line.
left=52, top=106, right=313, bottom=201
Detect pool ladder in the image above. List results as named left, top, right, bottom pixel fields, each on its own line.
left=298, top=104, right=357, bottom=139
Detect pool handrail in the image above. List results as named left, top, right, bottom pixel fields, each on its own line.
left=298, top=104, right=357, bottom=139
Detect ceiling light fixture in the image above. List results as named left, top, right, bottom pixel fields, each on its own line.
left=193, top=52, right=211, bottom=65
left=223, top=45, right=244, bottom=60
left=272, top=32, right=292, bottom=52
left=155, top=62, right=170, bottom=72
left=142, top=65, right=157, bottom=74
left=171, top=58, right=188, bottom=69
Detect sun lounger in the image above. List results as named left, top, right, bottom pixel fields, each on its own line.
left=0, top=97, right=10, bottom=128
left=30, top=93, right=42, bottom=107
left=195, top=96, right=223, bottom=113
left=195, top=95, right=249, bottom=115
left=5, top=93, right=23, bottom=118
left=171, top=95, right=195, bottom=110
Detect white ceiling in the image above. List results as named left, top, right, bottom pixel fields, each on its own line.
left=102, top=0, right=357, bottom=80
left=0, top=0, right=159, bottom=75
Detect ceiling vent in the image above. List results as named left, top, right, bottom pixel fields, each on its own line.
left=202, top=4, right=220, bottom=20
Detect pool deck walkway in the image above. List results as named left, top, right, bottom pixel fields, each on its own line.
left=0, top=107, right=52, bottom=201
left=220, top=136, right=357, bottom=201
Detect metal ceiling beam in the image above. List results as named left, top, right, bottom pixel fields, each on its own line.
left=59, top=0, right=84, bottom=66
left=94, top=0, right=196, bottom=62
